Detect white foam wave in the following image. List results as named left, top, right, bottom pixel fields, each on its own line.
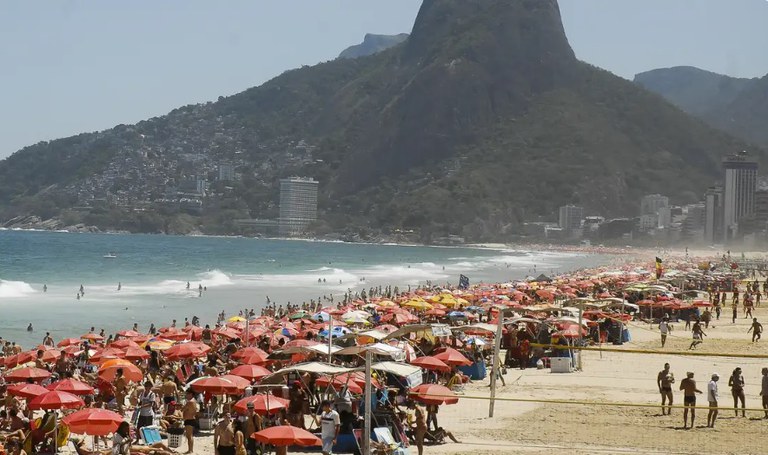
left=0, top=279, right=37, bottom=298
left=235, top=267, right=358, bottom=288
left=196, top=269, right=233, bottom=287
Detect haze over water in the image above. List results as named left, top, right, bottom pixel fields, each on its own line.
left=0, top=231, right=608, bottom=348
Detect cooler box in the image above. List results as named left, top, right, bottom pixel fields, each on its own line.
left=550, top=357, right=572, bottom=373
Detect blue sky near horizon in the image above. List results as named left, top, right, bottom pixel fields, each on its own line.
left=1, top=0, right=767, bottom=159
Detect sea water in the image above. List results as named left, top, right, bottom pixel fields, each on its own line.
left=0, top=230, right=608, bottom=348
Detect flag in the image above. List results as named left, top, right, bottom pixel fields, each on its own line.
left=655, top=257, right=663, bottom=279
left=459, top=274, right=470, bottom=289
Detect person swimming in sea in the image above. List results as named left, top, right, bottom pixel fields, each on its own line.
left=27, top=323, right=33, bottom=332
left=117, top=282, right=121, bottom=291
left=43, top=284, right=47, bottom=292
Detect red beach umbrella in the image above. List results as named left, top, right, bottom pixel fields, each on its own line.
left=4, top=367, right=52, bottom=383
left=433, top=348, right=472, bottom=366
left=251, top=425, right=321, bottom=446
left=98, top=363, right=143, bottom=382
left=233, top=394, right=289, bottom=415
left=221, top=375, right=251, bottom=393
left=124, top=346, right=151, bottom=361
left=229, top=365, right=271, bottom=382
left=116, top=330, right=142, bottom=338
left=58, top=338, right=82, bottom=347
left=410, top=356, right=451, bottom=373
left=7, top=383, right=49, bottom=399
left=48, top=379, right=95, bottom=396
left=62, top=408, right=124, bottom=436
left=28, top=390, right=84, bottom=410
left=81, top=333, right=104, bottom=342
left=110, top=339, right=141, bottom=349
left=164, top=342, right=210, bottom=360
left=410, top=384, right=458, bottom=405
left=189, top=377, right=239, bottom=395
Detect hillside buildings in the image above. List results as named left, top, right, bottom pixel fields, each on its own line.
left=278, top=177, right=319, bottom=236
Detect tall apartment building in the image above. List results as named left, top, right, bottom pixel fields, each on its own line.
left=722, top=151, right=758, bottom=240
left=558, top=205, right=584, bottom=232
left=704, top=186, right=723, bottom=244
left=278, top=177, right=319, bottom=236
left=218, top=164, right=235, bottom=182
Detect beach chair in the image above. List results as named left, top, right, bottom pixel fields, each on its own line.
left=139, top=426, right=163, bottom=445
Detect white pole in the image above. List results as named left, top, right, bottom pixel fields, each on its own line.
left=328, top=316, right=333, bottom=363
left=577, top=304, right=583, bottom=371
left=489, top=309, right=503, bottom=418
left=244, top=307, right=249, bottom=347
left=363, top=350, right=372, bottom=454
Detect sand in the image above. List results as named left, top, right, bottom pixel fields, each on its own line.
left=427, top=304, right=768, bottom=455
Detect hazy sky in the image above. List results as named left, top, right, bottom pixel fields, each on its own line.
left=1, top=0, right=767, bottom=159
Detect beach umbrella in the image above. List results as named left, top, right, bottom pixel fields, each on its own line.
left=7, top=383, right=49, bottom=399
left=91, top=348, right=125, bottom=363
left=234, top=394, right=290, bottom=415
left=221, top=375, right=251, bottom=393
left=230, top=365, right=271, bottom=381
left=5, top=367, right=52, bottom=383
left=124, top=346, right=151, bottom=361
left=189, top=376, right=239, bottom=395
left=289, top=310, right=310, bottom=320
left=341, top=310, right=370, bottom=320
left=232, top=347, right=269, bottom=365
left=39, top=349, right=65, bottom=364
left=164, top=341, right=210, bottom=360
left=98, top=363, right=143, bottom=382
left=62, top=408, right=124, bottom=436
left=310, top=311, right=330, bottom=322
left=251, top=425, right=321, bottom=447
left=319, top=326, right=350, bottom=339
left=28, top=390, right=85, bottom=410
left=212, top=328, right=241, bottom=340
left=142, top=338, right=175, bottom=351
left=448, top=311, right=467, bottom=318
left=80, top=333, right=104, bottom=342
left=116, top=330, right=142, bottom=338
left=434, top=348, right=472, bottom=366
left=48, top=379, right=95, bottom=396
left=410, top=356, right=451, bottom=373
left=425, top=309, right=446, bottom=316
left=410, top=384, right=458, bottom=405
left=402, top=299, right=433, bottom=311
left=58, top=338, right=82, bottom=347
left=227, top=316, right=247, bottom=323
left=157, top=328, right=188, bottom=341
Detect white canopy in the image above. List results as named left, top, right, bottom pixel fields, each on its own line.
left=336, top=343, right=405, bottom=361
left=451, top=323, right=498, bottom=334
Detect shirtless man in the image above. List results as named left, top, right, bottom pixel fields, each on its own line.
left=182, top=391, right=198, bottom=454
left=748, top=318, right=763, bottom=342
left=657, top=363, right=675, bottom=415
left=213, top=413, right=236, bottom=455
left=160, top=376, right=178, bottom=411
left=689, top=321, right=706, bottom=350
left=679, top=372, right=702, bottom=429
left=113, top=369, right=129, bottom=414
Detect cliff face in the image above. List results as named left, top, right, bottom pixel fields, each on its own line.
left=0, top=0, right=759, bottom=239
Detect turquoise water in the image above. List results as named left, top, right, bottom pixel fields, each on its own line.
left=0, top=230, right=607, bottom=348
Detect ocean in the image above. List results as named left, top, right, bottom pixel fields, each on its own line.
left=0, top=230, right=609, bottom=348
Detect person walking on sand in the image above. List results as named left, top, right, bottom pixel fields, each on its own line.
left=659, top=317, right=672, bottom=348
left=707, top=373, right=719, bottom=428
left=657, top=363, right=675, bottom=415
left=729, top=367, right=746, bottom=417
left=732, top=301, right=738, bottom=324
left=680, top=372, right=702, bottom=429
left=749, top=318, right=763, bottom=342
left=689, top=321, right=706, bottom=350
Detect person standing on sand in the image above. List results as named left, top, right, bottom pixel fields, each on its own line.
left=748, top=318, right=763, bottom=342
left=679, top=372, right=702, bottom=429
left=729, top=367, right=746, bottom=417
left=732, top=301, right=738, bottom=324
left=182, top=391, right=198, bottom=454
left=659, top=317, right=672, bottom=348
left=760, top=368, right=768, bottom=419
left=707, top=373, right=719, bottom=428
left=214, top=413, right=236, bottom=455
left=657, top=363, right=675, bottom=415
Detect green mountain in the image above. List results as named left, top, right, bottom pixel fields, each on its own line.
left=634, top=66, right=768, bottom=147
left=0, top=0, right=758, bottom=240
left=634, top=66, right=754, bottom=116
left=338, top=33, right=409, bottom=59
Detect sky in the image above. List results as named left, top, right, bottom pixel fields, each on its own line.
left=1, top=0, right=768, bottom=159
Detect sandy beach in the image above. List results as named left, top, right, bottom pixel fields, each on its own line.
left=428, top=304, right=768, bottom=455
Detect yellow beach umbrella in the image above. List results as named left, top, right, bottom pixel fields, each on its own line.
left=402, top=299, right=433, bottom=311
left=227, top=316, right=247, bottom=323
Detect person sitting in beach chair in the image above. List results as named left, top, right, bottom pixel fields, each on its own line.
left=424, top=427, right=461, bottom=445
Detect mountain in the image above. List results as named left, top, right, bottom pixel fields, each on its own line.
left=0, top=0, right=758, bottom=240
left=634, top=66, right=754, bottom=116
left=338, top=33, right=409, bottom=59
left=634, top=66, right=768, bottom=147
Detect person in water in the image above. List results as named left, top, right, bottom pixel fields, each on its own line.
left=43, top=284, right=47, bottom=292
left=117, top=282, right=122, bottom=291
left=27, top=323, right=33, bottom=332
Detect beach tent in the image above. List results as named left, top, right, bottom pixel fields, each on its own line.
left=279, top=344, right=342, bottom=356
left=383, top=324, right=452, bottom=340
left=371, top=361, right=423, bottom=387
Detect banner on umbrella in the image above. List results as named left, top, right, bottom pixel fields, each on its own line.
left=459, top=274, right=470, bottom=289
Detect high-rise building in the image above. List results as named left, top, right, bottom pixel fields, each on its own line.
left=278, top=177, right=319, bottom=236
left=640, top=194, right=669, bottom=216
left=704, top=186, right=723, bottom=244
left=723, top=151, right=758, bottom=240
left=558, top=205, right=584, bottom=232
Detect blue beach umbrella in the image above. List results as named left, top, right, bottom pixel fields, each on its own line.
left=311, top=312, right=330, bottom=322
left=319, top=326, right=350, bottom=339
left=448, top=311, right=467, bottom=318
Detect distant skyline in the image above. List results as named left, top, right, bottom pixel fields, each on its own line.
left=1, top=0, right=767, bottom=159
